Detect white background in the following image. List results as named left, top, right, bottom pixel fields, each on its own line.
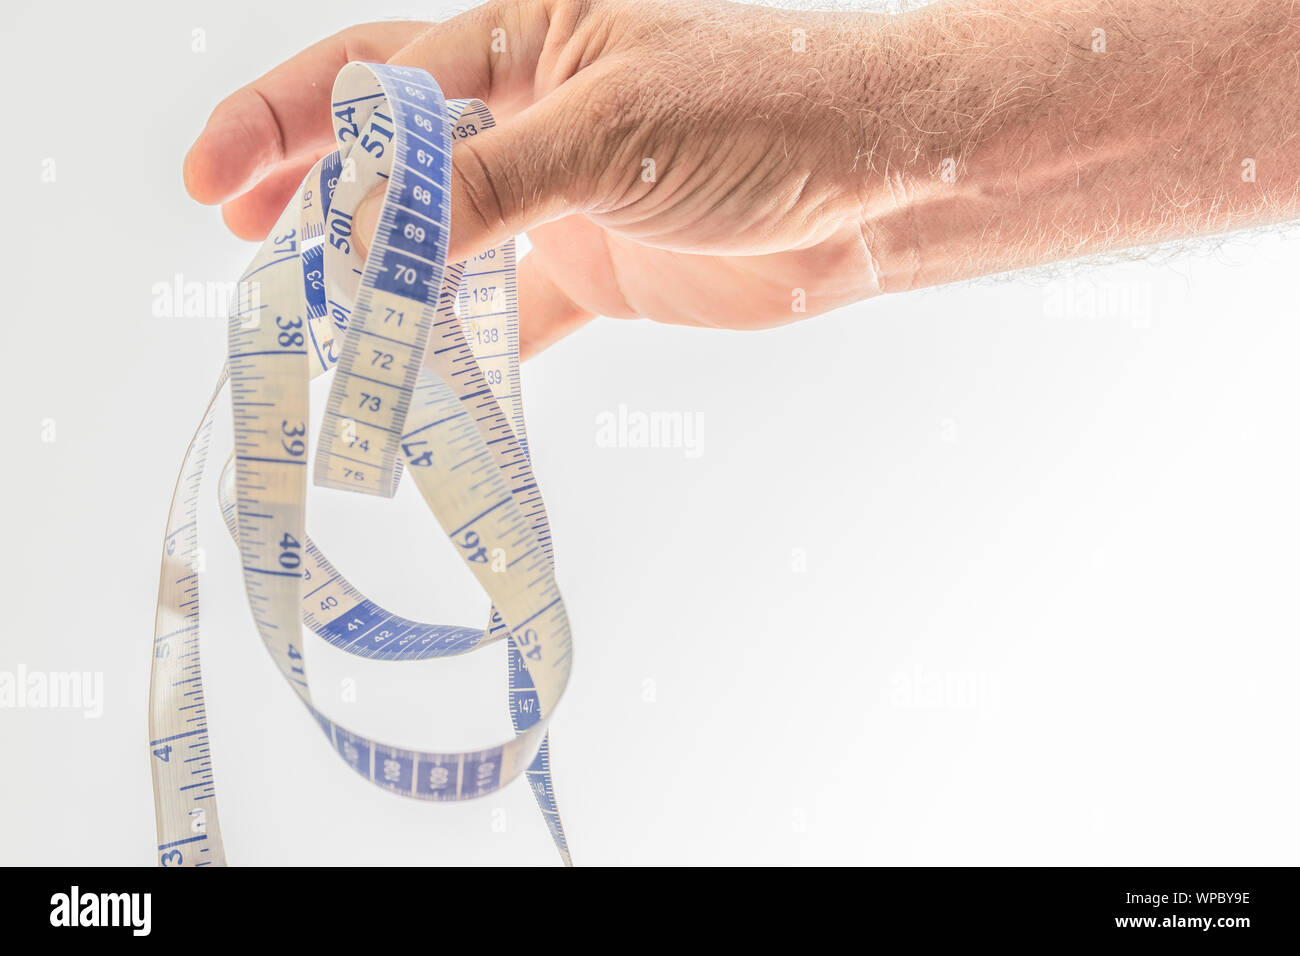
left=2, top=0, right=1298, bottom=866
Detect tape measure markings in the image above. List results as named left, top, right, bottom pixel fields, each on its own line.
left=150, top=64, right=572, bottom=866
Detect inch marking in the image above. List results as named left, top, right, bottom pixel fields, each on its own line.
left=151, top=65, right=572, bottom=868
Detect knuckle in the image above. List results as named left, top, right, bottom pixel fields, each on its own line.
left=567, top=69, right=672, bottom=207
left=335, top=24, right=375, bottom=61
left=546, top=0, right=629, bottom=39
left=219, top=86, right=284, bottom=161
left=452, top=138, right=513, bottom=232
left=548, top=0, right=601, bottom=23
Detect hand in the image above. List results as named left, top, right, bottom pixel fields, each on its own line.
left=185, top=0, right=1300, bottom=359
left=183, top=0, right=889, bottom=357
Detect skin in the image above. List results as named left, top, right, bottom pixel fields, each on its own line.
left=184, top=0, right=1300, bottom=358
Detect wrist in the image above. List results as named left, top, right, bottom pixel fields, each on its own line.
left=848, top=0, right=1300, bottom=293
left=845, top=1, right=1130, bottom=293
left=853, top=2, right=1124, bottom=292
left=835, top=7, right=977, bottom=294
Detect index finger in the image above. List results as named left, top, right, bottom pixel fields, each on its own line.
left=183, top=20, right=426, bottom=206
left=387, top=0, right=560, bottom=120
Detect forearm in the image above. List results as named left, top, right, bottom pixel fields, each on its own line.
left=854, top=0, right=1300, bottom=291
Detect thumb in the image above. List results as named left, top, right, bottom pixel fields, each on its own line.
left=355, top=74, right=608, bottom=262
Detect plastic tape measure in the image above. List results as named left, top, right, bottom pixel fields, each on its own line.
left=150, top=62, right=572, bottom=866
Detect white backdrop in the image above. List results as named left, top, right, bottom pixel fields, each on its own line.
left=2, top=0, right=1298, bottom=866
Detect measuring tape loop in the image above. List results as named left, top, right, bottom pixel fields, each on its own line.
left=150, top=63, right=572, bottom=866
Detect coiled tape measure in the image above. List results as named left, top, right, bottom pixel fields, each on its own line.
left=150, top=63, right=573, bottom=866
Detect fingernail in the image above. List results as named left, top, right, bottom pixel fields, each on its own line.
left=353, top=190, right=383, bottom=257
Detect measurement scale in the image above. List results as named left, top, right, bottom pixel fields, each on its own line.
left=150, top=63, right=572, bottom=866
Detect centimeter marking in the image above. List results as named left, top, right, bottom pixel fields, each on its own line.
left=313, top=74, right=452, bottom=497
left=151, top=63, right=573, bottom=867
left=150, top=374, right=227, bottom=866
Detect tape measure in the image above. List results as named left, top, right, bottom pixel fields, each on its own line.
left=150, top=63, right=573, bottom=866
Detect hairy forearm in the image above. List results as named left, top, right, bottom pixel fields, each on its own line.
left=852, top=0, right=1300, bottom=291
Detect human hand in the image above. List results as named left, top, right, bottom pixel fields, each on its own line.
left=185, top=0, right=1300, bottom=359
left=183, top=0, right=891, bottom=357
